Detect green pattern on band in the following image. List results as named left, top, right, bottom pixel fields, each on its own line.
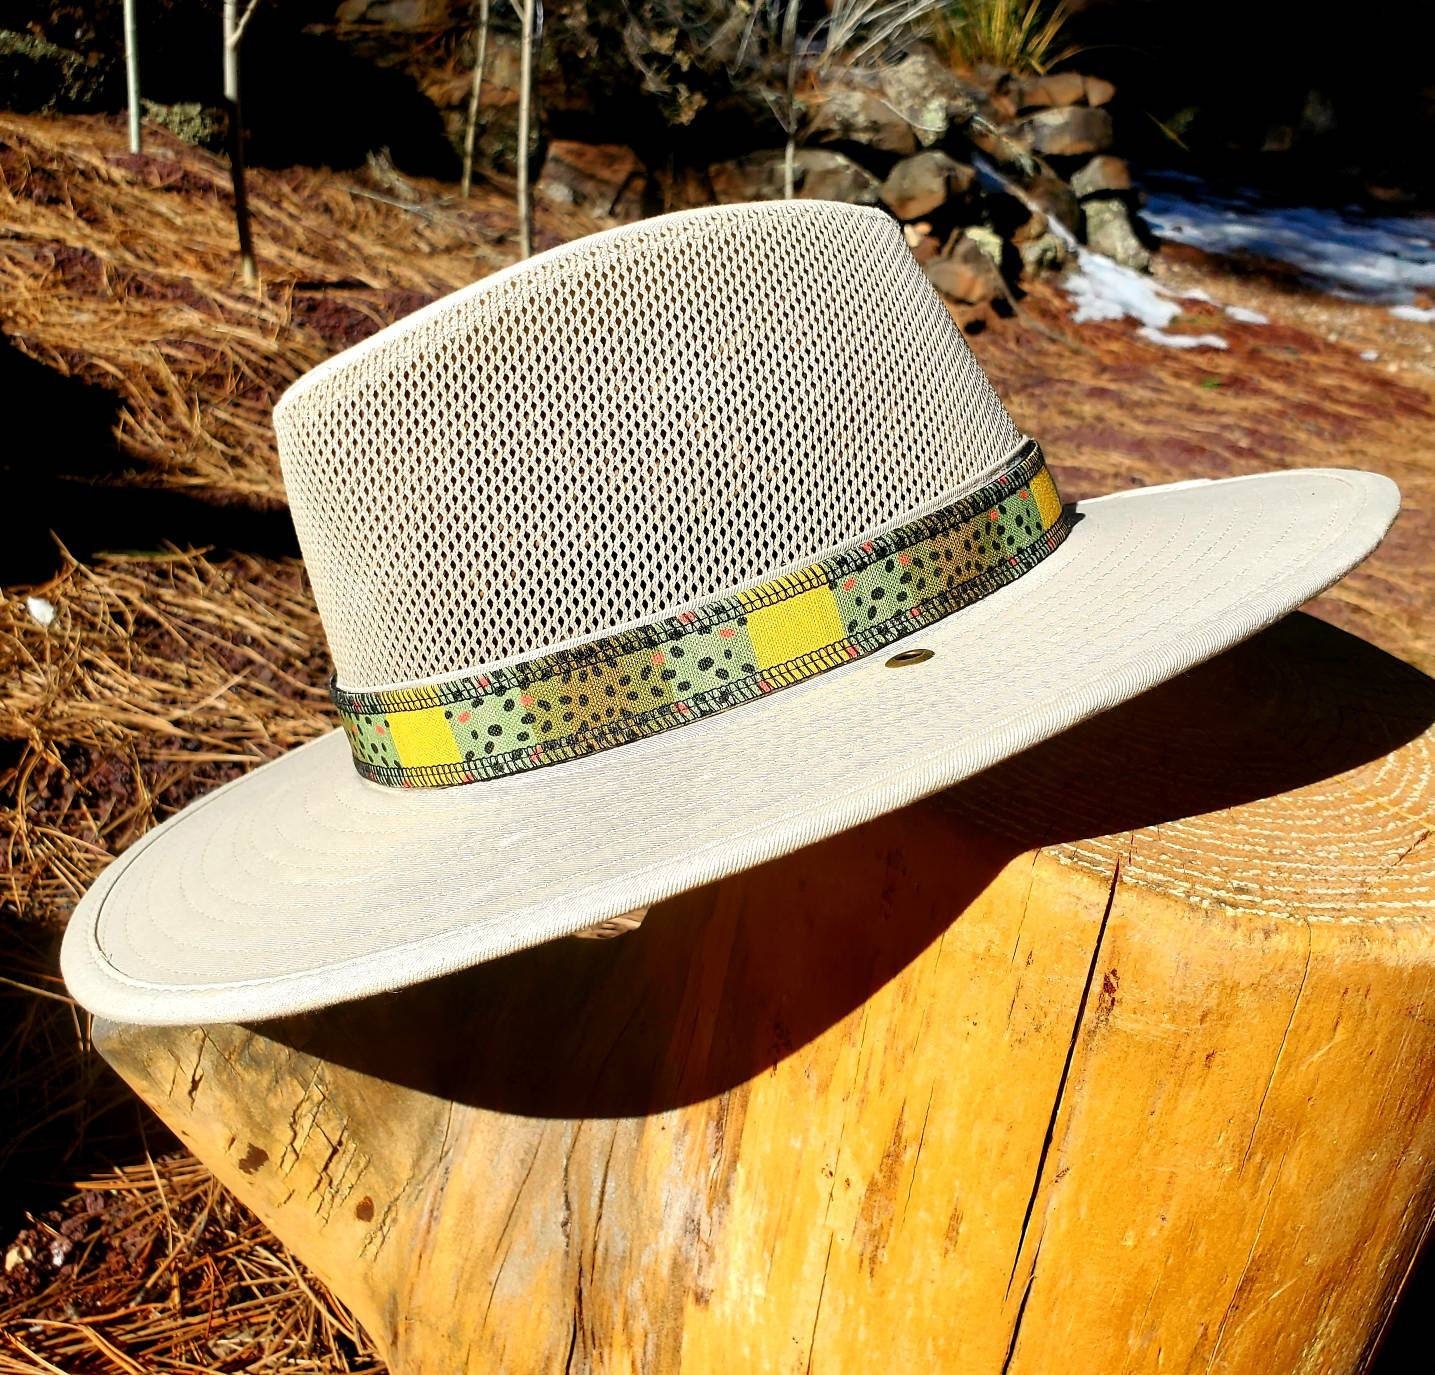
left=334, top=442, right=1069, bottom=788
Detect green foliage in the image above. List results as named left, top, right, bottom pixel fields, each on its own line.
left=931, top=0, right=1076, bottom=75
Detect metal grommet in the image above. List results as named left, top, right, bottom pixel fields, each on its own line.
left=885, top=648, right=935, bottom=668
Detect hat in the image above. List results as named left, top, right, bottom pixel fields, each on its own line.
left=61, top=201, right=1399, bottom=1026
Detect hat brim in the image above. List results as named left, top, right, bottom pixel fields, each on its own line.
left=62, top=469, right=1398, bottom=1026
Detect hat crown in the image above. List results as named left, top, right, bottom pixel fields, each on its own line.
left=274, top=200, right=1020, bottom=691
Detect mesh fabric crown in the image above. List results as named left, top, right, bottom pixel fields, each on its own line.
left=274, top=201, right=1022, bottom=693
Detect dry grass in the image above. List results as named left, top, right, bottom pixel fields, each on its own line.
left=0, top=108, right=575, bottom=1373
left=0, top=546, right=384, bottom=1370
left=0, top=1154, right=383, bottom=1373
left=931, top=0, right=1077, bottom=75
left=0, top=112, right=582, bottom=504
left=1, top=548, right=332, bottom=926
left=0, top=545, right=364, bottom=1371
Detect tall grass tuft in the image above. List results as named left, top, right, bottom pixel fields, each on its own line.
left=932, top=0, right=1076, bottom=74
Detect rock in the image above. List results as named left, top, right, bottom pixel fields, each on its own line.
left=336, top=0, right=450, bottom=28
left=878, top=150, right=976, bottom=220
left=710, top=149, right=880, bottom=206
left=1012, top=207, right=1050, bottom=244
left=1015, top=72, right=1087, bottom=110
left=1083, top=197, right=1152, bottom=271
left=965, top=224, right=1005, bottom=266
left=1023, top=173, right=1081, bottom=236
left=1021, top=106, right=1114, bottom=157
left=1084, top=75, right=1117, bottom=108
left=877, top=45, right=979, bottom=147
left=1019, top=230, right=1072, bottom=276
left=924, top=235, right=1005, bottom=305
left=966, top=123, right=1038, bottom=179
left=808, top=87, right=918, bottom=157
left=1070, top=155, right=1132, bottom=199
left=902, top=223, right=941, bottom=264
left=538, top=142, right=643, bottom=213
left=961, top=65, right=1021, bottom=121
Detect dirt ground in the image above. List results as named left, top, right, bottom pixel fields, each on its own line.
left=1, top=112, right=1432, bottom=1371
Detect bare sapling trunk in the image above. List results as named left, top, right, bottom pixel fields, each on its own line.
left=223, top=0, right=261, bottom=286
left=123, top=0, right=141, bottom=153
left=460, top=0, right=491, bottom=198
left=514, top=0, right=536, bottom=258
left=781, top=0, right=801, bottom=199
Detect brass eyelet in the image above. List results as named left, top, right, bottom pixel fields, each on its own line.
left=885, top=648, right=935, bottom=668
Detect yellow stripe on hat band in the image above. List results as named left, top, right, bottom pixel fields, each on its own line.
left=333, top=441, right=1070, bottom=788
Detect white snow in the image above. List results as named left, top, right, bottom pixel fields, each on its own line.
left=1137, top=327, right=1229, bottom=350
left=1065, top=248, right=1179, bottom=327
left=25, top=596, right=56, bottom=627
left=1061, top=247, right=1230, bottom=348
left=1142, top=173, right=1435, bottom=304
left=973, top=153, right=1232, bottom=349
left=1360, top=349, right=1380, bottom=361
left=1390, top=304, right=1435, bottom=323
left=1224, top=304, right=1269, bottom=325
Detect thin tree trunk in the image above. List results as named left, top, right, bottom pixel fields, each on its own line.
left=781, top=0, right=801, bottom=199
left=123, top=0, right=141, bottom=154
left=460, top=0, right=491, bottom=199
left=223, top=0, right=259, bottom=287
left=515, top=0, right=535, bottom=258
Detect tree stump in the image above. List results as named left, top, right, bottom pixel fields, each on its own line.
left=94, top=614, right=1435, bottom=1374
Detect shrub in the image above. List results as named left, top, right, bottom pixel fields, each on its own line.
left=931, top=0, right=1076, bottom=74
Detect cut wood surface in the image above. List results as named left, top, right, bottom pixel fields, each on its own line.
left=95, top=614, right=1435, bottom=1373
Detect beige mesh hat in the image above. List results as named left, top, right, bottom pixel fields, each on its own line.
left=61, top=200, right=1399, bottom=1026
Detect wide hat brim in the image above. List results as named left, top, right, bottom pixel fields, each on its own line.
left=62, top=468, right=1398, bottom=1026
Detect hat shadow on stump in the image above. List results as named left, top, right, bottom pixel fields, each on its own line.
left=264, top=612, right=1435, bottom=1119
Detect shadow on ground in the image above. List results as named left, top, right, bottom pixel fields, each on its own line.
left=1, top=334, right=299, bottom=585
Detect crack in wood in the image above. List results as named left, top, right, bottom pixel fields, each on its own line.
left=1239, top=920, right=1313, bottom=1174
left=1006, top=858, right=1121, bottom=1299
left=903, top=1085, right=937, bottom=1227
left=481, top=1135, right=544, bottom=1333
left=804, top=1233, right=835, bottom=1375
left=1204, top=1149, right=1290, bottom=1370
left=1000, top=1238, right=1041, bottom=1375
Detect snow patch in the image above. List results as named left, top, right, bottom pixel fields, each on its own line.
left=1062, top=247, right=1229, bottom=347
left=1142, top=173, right=1435, bottom=304
left=1224, top=304, right=1269, bottom=325
left=975, top=152, right=1236, bottom=349
left=1390, top=304, right=1435, bottom=323
left=1138, top=327, right=1229, bottom=350
left=1065, top=248, right=1180, bottom=327
left=26, top=597, right=56, bottom=627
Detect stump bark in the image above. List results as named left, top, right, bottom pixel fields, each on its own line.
left=94, top=614, right=1435, bottom=1374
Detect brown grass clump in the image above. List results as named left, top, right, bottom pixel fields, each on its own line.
left=0, top=1153, right=383, bottom=1373
left=1, top=546, right=331, bottom=926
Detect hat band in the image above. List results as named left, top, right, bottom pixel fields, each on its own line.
left=333, top=440, right=1069, bottom=789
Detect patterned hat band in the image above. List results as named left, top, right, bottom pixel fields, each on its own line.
left=333, top=440, right=1069, bottom=789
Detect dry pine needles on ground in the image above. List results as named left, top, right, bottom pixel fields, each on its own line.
left=1, top=1154, right=383, bottom=1373
left=0, top=549, right=356, bottom=1372
left=1, top=548, right=332, bottom=926
left=0, top=112, right=605, bottom=503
